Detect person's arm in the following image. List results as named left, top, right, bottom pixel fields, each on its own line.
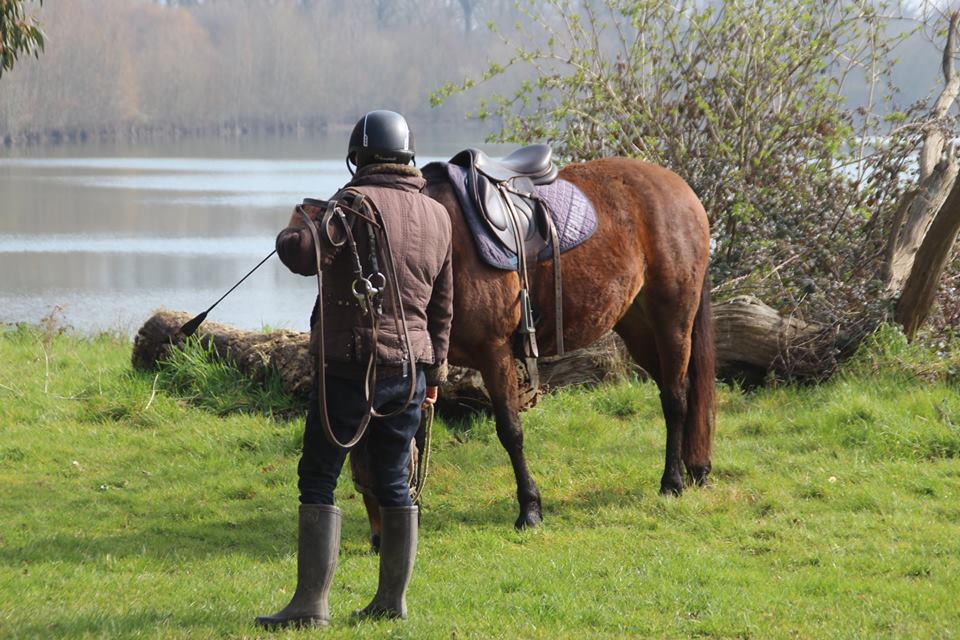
left=423, top=235, right=454, bottom=389
left=275, top=203, right=347, bottom=276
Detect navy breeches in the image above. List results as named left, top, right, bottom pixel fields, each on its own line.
left=298, top=370, right=426, bottom=508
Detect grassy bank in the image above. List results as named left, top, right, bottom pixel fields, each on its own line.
left=1, top=324, right=959, bottom=639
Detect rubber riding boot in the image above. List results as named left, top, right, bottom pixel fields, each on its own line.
left=355, top=505, right=418, bottom=620
left=256, top=504, right=341, bottom=630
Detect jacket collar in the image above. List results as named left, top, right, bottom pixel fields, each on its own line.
left=348, top=163, right=425, bottom=192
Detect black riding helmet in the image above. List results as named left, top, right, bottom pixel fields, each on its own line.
left=346, top=110, right=416, bottom=175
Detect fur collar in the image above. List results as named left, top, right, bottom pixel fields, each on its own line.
left=356, top=163, right=422, bottom=178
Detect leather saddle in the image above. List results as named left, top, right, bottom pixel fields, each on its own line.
left=449, top=144, right=558, bottom=259
left=448, top=144, right=565, bottom=364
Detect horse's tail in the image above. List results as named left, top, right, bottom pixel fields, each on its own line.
left=683, top=269, right=716, bottom=481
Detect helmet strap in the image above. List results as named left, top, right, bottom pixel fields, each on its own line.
left=346, top=156, right=356, bottom=177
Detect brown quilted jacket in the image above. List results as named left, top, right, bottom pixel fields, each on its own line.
left=276, top=164, right=453, bottom=385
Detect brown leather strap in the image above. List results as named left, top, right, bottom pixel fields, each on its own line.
left=296, top=188, right=419, bottom=450
left=299, top=207, right=377, bottom=450
left=541, top=203, right=564, bottom=356
left=340, top=189, right=419, bottom=420
left=501, top=186, right=538, bottom=359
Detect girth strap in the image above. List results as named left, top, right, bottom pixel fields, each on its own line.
left=542, top=201, right=564, bottom=357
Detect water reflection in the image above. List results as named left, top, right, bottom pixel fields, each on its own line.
left=0, top=135, right=501, bottom=333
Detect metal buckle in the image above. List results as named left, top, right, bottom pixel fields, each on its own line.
left=352, top=278, right=371, bottom=314
left=351, top=273, right=387, bottom=316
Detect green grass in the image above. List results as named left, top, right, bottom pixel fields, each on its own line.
left=1, top=323, right=959, bottom=639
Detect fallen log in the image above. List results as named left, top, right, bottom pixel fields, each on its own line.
left=132, top=310, right=316, bottom=396
left=132, top=297, right=845, bottom=411
left=131, top=310, right=637, bottom=413
left=712, top=295, right=841, bottom=383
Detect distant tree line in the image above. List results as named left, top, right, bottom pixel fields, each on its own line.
left=0, top=0, right=517, bottom=145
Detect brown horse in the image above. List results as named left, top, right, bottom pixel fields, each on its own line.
left=360, top=156, right=715, bottom=534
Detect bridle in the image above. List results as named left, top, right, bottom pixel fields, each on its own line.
left=297, top=189, right=418, bottom=450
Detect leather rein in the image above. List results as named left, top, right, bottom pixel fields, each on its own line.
left=297, top=189, right=418, bottom=450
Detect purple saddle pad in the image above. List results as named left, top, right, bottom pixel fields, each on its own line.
left=425, top=162, right=598, bottom=271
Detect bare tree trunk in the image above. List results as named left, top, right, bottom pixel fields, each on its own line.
left=884, top=11, right=960, bottom=326
left=895, top=175, right=960, bottom=338
left=920, top=11, right=960, bottom=182
left=713, top=295, right=837, bottom=380
left=132, top=311, right=638, bottom=411
left=885, top=159, right=959, bottom=292
left=132, top=310, right=316, bottom=396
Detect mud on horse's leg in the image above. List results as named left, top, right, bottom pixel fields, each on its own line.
left=482, top=354, right=543, bottom=529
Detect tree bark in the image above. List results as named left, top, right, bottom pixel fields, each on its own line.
left=132, top=310, right=638, bottom=412
left=885, top=158, right=958, bottom=292
left=883, top=10, right=960, bottom=326
left=713, top=295, right=837, bottom=381
left=132, top=310, right=316, bottom=396
left=895, top=175, right=960, bottom=339
left=920, top=11, right=960, bottom=182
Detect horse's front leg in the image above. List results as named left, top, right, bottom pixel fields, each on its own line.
left=480, top=349, right=542, bottom=529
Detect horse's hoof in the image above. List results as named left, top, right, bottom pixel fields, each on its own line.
left=687, top=465, right=711, bottom=487
left=515, top=509, right=543, bottom=530
left=369, top=533, right=381, bottom=554
left=659, top=475, right=684, bottom=497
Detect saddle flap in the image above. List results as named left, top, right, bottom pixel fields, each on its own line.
left=477, top=178, right=508, bottom=232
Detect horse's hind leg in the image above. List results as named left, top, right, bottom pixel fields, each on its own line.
left=480, top=345, right=543, bottom=529
left=349, top=444, right=383, bottom=551
left=615, top=297, right=691, bottom=496
left=654, top=354, right=689, bottom=496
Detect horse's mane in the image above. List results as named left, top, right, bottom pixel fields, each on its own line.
left=419, top=162, right=450, bottom=189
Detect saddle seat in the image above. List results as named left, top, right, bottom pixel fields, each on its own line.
left=449, top=145, right=559, bottom=259
left=471, top=144, right=559, bottom=185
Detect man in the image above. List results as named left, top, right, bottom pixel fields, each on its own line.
left=257, top=110, right=453, bottom=629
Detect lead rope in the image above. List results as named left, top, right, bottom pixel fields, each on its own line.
left=409, top=402, right=433, bottom=505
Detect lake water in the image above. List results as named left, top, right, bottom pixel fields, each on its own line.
left=0, top=135, right=502, bottom=334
